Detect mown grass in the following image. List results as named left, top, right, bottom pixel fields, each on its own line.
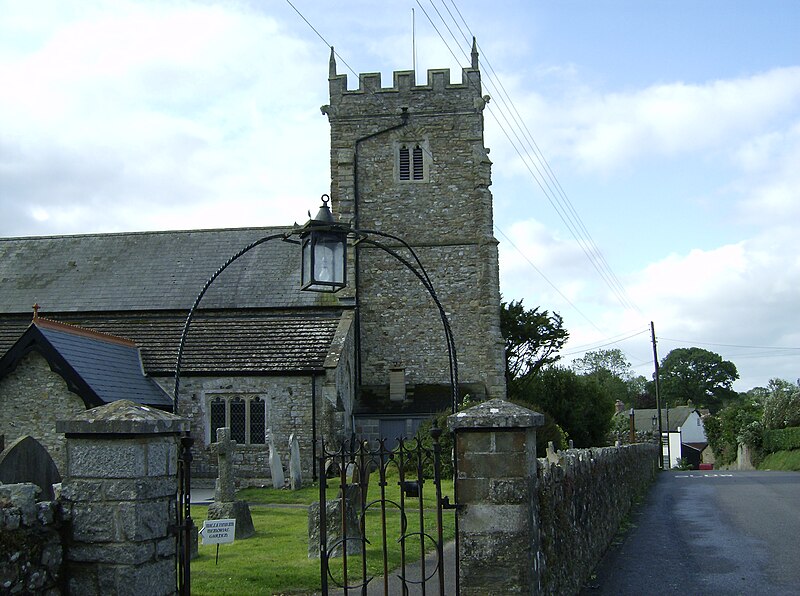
left=758, top=449, right=800, bottom=471
left=192, top=472, right=454, bottom=596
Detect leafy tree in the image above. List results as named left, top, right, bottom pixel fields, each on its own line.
left=572, top=349, right=647, bottom=409
left=762, top=378, right=800, bottom=430
left=659, top=347, right=739, bottom=413
left=572, top=348, right=633, bottom=379
left=517, top=366, right=615, bottom=448
left=501, top=300, right=568, bottom=399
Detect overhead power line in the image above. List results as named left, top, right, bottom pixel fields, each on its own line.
left=417, top=0, right=640, bottom=315
left=287, top=0, right=642, bottom=336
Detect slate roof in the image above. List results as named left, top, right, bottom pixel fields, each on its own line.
left=623, top=407, right=699, bottom=433
left=0, top=310, right=343, bottom=376
left=0, top=318, right=172, bottom=409
left=0, top=227, right=335, bottom=313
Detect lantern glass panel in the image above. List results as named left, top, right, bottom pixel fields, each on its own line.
left=301, top=229, right=346, bottom=292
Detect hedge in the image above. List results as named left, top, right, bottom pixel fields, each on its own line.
left=762, top=426, right=800, bottom=453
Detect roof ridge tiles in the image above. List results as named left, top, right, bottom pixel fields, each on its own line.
left=1, top=225, right=291, bottom=242
left=34, top=317, right=138, bottom=347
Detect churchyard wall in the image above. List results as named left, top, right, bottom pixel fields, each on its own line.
left=0, top=483, right=63, bottom=594
left=0, top=351, right=86, bottom=475
left=536, top=443, right=659, bottom=594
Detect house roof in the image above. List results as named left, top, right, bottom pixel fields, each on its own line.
left=0, top=227, right=340, bottom=313
left=0, top=310, right=345, bottom=376
left=0, top=318, right=172, bottom=409
left=620, top=407, right=700, bottom=433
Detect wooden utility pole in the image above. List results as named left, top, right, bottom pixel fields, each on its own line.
left=651, top=321, right=668, bottom=468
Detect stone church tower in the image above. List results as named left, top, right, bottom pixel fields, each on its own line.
left=322, top=42, right=506, bottom=423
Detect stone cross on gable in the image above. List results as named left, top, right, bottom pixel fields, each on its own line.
left=211, top=427, right=236, bottom=502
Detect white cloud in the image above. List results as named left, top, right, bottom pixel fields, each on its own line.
left=732, top=121, right=800, bottom=225
left=0, top=1, right=330, bottom=235
left=500, top=67, right=800, bottom=175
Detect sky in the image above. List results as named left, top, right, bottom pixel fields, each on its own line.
left=1, top=0, right=798, bottom=392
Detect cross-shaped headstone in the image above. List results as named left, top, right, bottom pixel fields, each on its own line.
left=211, top=427, right=236, bottom=502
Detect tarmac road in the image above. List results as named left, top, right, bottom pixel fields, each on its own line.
left=582, top=470, right=800, bottom=596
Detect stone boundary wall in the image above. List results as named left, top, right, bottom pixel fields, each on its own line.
left=536, top=443, right=659, bottom=594
left=0, top=483, right=63, bottom=595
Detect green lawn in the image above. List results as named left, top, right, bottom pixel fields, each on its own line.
left=192, top=473, right=454, bottom=595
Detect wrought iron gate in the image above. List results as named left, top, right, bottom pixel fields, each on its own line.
left=176, top=435, right=194, bottom=595
left=317, top=424, right=455, bottom=595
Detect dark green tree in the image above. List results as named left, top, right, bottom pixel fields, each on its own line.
left=659, top=347, right=739, bottom=413
left=517, top=366, right=616, bottom=448
left=500, top=299, right=568, bottom=400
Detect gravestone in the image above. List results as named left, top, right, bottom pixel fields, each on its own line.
left=289, top=433, right=302, bottom=490
left=308, top=484, right=361, bottom=559
left=0, top=435, right=61, bottom=500
left=269, top=434, right=285, bottom=489
left=206, top=427, right=255, bottom=540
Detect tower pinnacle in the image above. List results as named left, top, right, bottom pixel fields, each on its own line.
left=329, top=46, right=337, bottom=78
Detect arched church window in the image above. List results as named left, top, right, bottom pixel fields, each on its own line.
left=230, top=397, right=246, bottom=444
left=210, top=397, right=225, bottom=441
left=206, top=394, right=268, bottom=446
left=249, top=397, right=266, bottom=444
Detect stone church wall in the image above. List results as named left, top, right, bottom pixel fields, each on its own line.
left=161, top=373, right=344, bottom=483
left=0, top=351, right=86, bottom=475
left=325, top=60, right=506, bottom=401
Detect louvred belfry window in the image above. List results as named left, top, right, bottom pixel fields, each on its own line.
left=398, top=143, right=426, bottom=181
left=412, top=145, right=424, bottom=180
left=399, top=145, right=411, bottom=180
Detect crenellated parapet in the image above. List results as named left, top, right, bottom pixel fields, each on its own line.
left=324, top=45, right=486, bottom=119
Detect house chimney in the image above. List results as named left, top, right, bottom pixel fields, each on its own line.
left=389, top=366, right=406, bottom=402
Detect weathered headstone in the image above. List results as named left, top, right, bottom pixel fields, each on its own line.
left=269, top=434, right=285, bottom=489
left=289, top=433, right=302, bottom=490
left=0, top=435, right=61, bottom=500
left=206, top=427, right=255, bottom=540
left=308, top=484, right=362, bottom=559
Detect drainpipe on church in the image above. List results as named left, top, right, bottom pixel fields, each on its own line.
left=311, top=370, right=319, bottom=482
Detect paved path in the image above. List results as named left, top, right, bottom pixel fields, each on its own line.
left=582, top=470, right=800, bottom=596
left=329, top=540, right=456, bottom=596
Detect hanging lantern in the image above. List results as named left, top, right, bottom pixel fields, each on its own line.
left=300, top=195, right=347, bottom=292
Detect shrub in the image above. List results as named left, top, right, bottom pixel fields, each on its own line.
left=762, top=426, right=800, bottom=453
left=762, top=379, right=800, bottom=430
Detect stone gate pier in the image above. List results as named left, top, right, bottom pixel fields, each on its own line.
left=56, top=400, right=188, bottom=596
left=449, top=398, right=659, bottom=595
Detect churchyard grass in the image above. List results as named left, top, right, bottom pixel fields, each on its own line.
left=192, top=471, right=455, bottom=595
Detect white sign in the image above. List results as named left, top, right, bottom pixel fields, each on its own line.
left=199, top=519, right=236, bottom=545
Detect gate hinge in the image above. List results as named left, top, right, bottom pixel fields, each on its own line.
left=441, top=496, right=462, bottom=510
